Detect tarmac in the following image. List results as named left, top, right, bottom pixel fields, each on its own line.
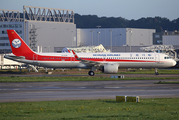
left=0, top=74, right=179, bottom=102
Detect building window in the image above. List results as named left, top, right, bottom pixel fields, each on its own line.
left=1, top=31, right=7, bottom=34
left=3, top=25, right=7, bottom=28
left=0, top=24, right=22, bottom=28
left=5, top=43, right=10, bottom=46
left=0, top=43, right=10, bottom=46
left=0, top=37, right=9, bottom=40
left=11, top=25, right=15, bottom=28
left=155, top=35, right=160, bottom=38
left=0, top=43, right=5, bottom=46
left=157, top=40, right=162, bottom=44
left=16, top=30, right=22, bottom=34
left=0, top=49, right=12, bottom=54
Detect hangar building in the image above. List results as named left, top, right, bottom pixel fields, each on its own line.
left=0, top=6, right=76, bottom=53
left=163, top=31, right=179, bottom=46
left=77, top=28, right=155, bottom=46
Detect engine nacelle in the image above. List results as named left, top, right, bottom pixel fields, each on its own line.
left=102, top=64, right=118, bottom=74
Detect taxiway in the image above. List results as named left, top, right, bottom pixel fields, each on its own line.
left=0, top=79, right=179, bottom=102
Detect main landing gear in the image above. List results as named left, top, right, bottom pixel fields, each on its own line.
left=88, top=71, right=95, bottom=76
left=88, top=66, right=96, bottom=76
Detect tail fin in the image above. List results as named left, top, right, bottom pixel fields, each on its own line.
left=7, top=30, right=35, bottom=56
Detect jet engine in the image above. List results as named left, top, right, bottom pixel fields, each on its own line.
left=102, top=64, right=118, bottom=74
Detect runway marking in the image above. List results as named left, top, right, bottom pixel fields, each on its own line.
left=78, top=87, right=86, bottom=89
left=104, top=87, right=122, bottom=89
left=13, top=89, right=19, bottom=90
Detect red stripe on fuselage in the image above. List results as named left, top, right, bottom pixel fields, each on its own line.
left=25, top=54, right=156, bottom=63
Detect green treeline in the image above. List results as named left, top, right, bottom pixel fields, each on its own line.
left=75, top=14, right=179, bottom=32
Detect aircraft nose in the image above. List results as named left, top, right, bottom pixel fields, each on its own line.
left=172, top=60, right=177, bottom=66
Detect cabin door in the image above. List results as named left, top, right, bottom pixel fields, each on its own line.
left=33, top=54, right=38, bottom=64
left=155, top=54, right=160, bottom=63
left=103, top=54, right=106, bottom=62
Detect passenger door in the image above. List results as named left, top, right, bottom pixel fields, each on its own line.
left=155, top=54, right=160, bottom=63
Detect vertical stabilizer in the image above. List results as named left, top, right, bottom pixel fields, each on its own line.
left=7, top=30, right=35, bottom=57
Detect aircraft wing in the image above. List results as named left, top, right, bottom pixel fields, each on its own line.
left=71, top=50, right=104, bottom=67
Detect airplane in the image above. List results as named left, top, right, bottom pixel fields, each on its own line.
left=4, top=30, right=176, bottom=76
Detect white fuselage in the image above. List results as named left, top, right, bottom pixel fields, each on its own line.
left=5, top=52, right=176, bottom=69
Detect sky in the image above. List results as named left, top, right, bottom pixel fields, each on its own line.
left=0, top=0, right=179, bottom=20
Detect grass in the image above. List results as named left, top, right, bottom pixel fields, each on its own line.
left=1, top=69, right=179, bottom=75
left=0, top=69, right=179, bottom=83
left=118, top=69, right=179, bottom=74
left=0, top=98, right=178, bottom=120
left=0, top=76, right=179, bottom=83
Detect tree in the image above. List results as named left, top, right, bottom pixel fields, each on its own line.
left=74, top=14, right=179, bottom=32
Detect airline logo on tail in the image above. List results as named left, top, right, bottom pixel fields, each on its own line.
left=7, top=30, right=35, bottom=56
left=12, top=39, right=21, bottom=48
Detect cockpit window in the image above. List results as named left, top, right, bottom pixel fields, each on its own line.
left=164, top=57, right=172, bottom=59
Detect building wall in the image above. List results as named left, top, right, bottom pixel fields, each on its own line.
left=77, top=28, right=126, bottom=47
left=0, top=54, right=22, bottom=66
left=163, top=35, right=179, bottom=45
left=126, top=28, right=155, bottom=46
left=0, top=21, right=76, bottom=53
left=77, top=28, right=155, bottom=47
left=25, top=21, right=76, bottom=52
left=153, top=33, right=163, bottom=45
left=0, top=22, right=24, bottom=53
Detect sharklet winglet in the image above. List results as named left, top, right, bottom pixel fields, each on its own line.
left=72, top=50, right=80, bottom=60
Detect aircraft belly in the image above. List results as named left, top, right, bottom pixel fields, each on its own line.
left=118, top=62, right=173, bottom=68
left=38, top=61, right=83, bottom=68
left=154, top=62, right=173, bottom=68
left=118, top=62, right=153, bottom=68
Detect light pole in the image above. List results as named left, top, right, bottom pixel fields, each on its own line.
left=129, top=29, right=132, bottom=52
left=109, top=30, right=113, bottom=52
left=96, top=26, right=101, bottom=45
left=120, top=34, right=122, bottom=46
left=90, top=30, right=93, bottom=46
left=44, top=47, right=47, bottom=52
left=71, top=31, right=73, bottom=47
left=48, top=46, right=51, bottom=52
left=97, top=31, right=100, bottom=45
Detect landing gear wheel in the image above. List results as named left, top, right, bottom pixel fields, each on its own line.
left=88, top=71, right=95, bottom=76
